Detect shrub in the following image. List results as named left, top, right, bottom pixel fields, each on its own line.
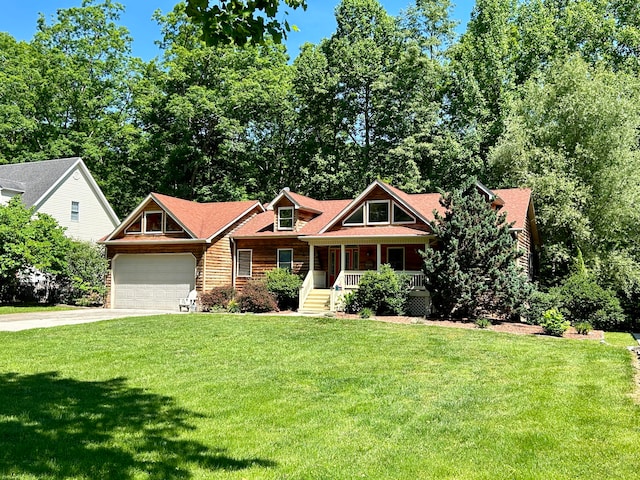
left=574, top=322, right=592, bottom=335
left=265, top=268, right=303, bottom=310
left=476, top=318, right=491, bottom=329
left=359, top=307, right=373, bottom=319
left=540, top=308, right=570, bottom=337
left=349, top=265, right=410, bottom=315
left=558, top=274, right=625, bottom=330
left=227, top=298, right=240, bottom=313
left=199, top=286, right=235, bottom=312
left=343, top=291, right=362, bottom=314
left=237, top=280, right=278, bottom=313
left=526, top=288, right=562, bottom=325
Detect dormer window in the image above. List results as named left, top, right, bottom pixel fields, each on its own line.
left=125, top=215, right=142, bottom=234
left=278, top=207, right=294, bottom=230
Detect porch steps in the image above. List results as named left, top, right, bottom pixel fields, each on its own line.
left=301, top=289, right=332, bottom=313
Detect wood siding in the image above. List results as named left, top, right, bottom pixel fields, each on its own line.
left=234, top=238, right=309, bottom=291
left=517, top=212, right=533, bottom=278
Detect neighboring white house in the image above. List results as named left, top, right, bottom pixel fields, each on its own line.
left=0, top=157, right=119, bottom=242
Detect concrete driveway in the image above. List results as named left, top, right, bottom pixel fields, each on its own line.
left=0, top=308, right=179, bottom=332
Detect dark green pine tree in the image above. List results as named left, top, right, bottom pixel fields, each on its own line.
left=422, top=180, right=531, bottom=319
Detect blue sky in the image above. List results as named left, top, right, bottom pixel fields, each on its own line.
left=0, top=1, right=476, bottom=60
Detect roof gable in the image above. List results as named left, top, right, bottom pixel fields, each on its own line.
left=319, top=180, right=434, bottom=233
left=103, top=193, right=264, bottom=242
left=266, top=188, right=324, bottom=214
left=0, top=157, right=119, bottom=225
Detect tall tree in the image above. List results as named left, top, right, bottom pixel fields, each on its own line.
left=136, top=3, right=296, bottom=203
left=490, top=56, right=640, bottom=300
left=422, top=181, right=530, bottom=320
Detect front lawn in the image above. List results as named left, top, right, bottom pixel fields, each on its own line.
left=0, top=314, right=638, bottom=479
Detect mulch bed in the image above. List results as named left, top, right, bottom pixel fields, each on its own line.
left=334, top=313, right=605, bottom=341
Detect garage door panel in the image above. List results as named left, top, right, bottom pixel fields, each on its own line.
left=113, top=254, right=195, bottom=310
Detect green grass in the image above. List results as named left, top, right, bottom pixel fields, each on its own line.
left=606, top=331, right=639, bottom=348
left=0, top=304, right=74, bottom=315
left=1, top=314, right=639, bottom=479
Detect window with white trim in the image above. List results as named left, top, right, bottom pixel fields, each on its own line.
left=367, top=200, right=390, bottom=224
left=343, top=205, right=365, bottom=225
left=70, top=201, right=79, bottom=222
left=278, top=207, right=294, bottom=230
left=144, top=211, right=163, bottom=233
left=393, top=203, right=415, bottom=224
left=277, top=248, right=293, bottom=271
left=165, top=214, right=183, bottom=232
left=237, top=249, right=252, bottom=277
left=125, top=215, right=142, bottom=234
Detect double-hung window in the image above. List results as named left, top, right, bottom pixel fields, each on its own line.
left=70, top=201, right=79, bottom=222
left=278, top=207, right=294, bottom=230
left=277, top=249, right=293, bottom=271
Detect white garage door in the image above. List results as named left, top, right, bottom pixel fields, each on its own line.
left=113, top=254, right=196, bottom=310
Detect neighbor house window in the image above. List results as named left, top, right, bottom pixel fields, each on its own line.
left=70, top=201, right=79, bottom=222
left=278, top=207, right=294, bottom=230
left=392, top=203, right=415, bottom=224
left=343, top=205, right=365, bottom=226
left=368, top=200, right=390, bottom=224
left=144, top=211, right=163, bottom=233
left=277, top=249, right=293, bottom=271
left=237, top=249, right=252, bottom=277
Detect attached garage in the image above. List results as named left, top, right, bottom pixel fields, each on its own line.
left=112, top=254, right=196, bottom=310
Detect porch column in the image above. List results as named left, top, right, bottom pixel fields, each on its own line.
left=376, top=243, right=382, bottom=270
left=308, top=244, right=315, bottom=273
left=340, top=244, right=346, bottom=273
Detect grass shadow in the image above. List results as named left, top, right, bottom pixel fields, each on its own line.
left=0, top=372, right=275, bottom=478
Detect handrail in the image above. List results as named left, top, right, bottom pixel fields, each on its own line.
left=298, top=270, right=315, bottom=311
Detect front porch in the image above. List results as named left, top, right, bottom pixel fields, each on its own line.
left=298, top=239, right=432, bottom=314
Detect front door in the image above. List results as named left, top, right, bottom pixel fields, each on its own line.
left=328, top=247, right=359, bottom=285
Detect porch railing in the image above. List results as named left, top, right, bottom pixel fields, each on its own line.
left=299, top=270, right=314, bottom=311
left=341, top=270, right=426, bottom=290
left=329, top=270, right=346, bottom=312
left=298, top=270, right=329, bottom=310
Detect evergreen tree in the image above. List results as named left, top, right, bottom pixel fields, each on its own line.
left=422, top=181, right=531, bottom=319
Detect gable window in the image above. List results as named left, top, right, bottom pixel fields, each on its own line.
left=343, top=205, right=365, bottom=226
left=277, top=248, right=293, bottom=271
left=368, top=200, right=390, bottom=224
left=165, top=215, right=183, bottom=233
left=144, top=211, right=163, bottom=233
left=278, top=207, right=294, bottom=230
left=237, top=249, right=252, bottom=277
left=70, top=201, right=79, bottom=222
left=393, top=203, right=415, bottom=224
left=125, top=215, right=142, bottom=234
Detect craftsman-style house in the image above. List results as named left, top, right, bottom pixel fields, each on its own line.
left=101, top=180, right=538, bottom=313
